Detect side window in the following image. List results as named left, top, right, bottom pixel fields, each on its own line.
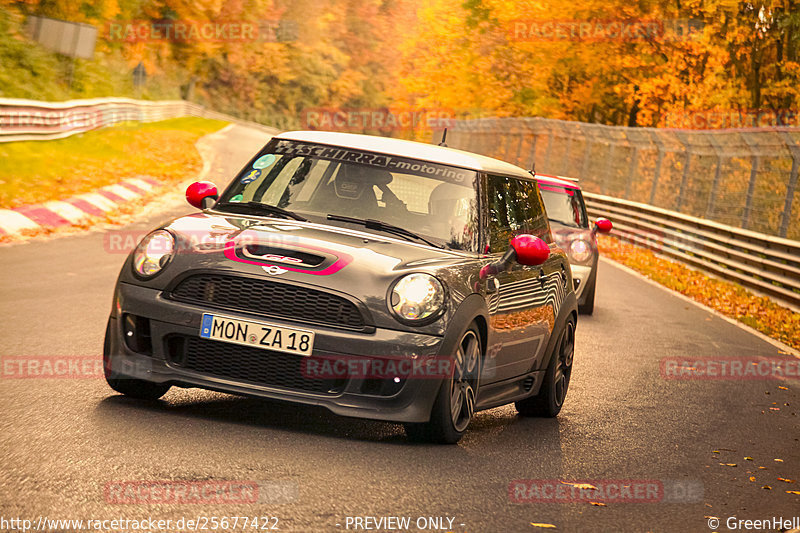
left=486, top=174, right=552, bottom=252
left=513, top=178, right=552, bottom=243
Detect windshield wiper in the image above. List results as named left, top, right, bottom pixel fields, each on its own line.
left=327, top=214, right=444, bottom=249
left=216, top=201, right=307, bottom=221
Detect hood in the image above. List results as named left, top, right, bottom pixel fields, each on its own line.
left=120, top=211, right=482, bottom=334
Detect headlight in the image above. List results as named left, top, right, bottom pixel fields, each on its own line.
left=133, top=230, right=175, bottom=278
left=389, top=273, right=445, bottom=322
left=569, top=239, right=592, bottom=263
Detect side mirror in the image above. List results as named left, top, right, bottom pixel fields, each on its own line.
left=186, top=181, right=218, bottom=209
left=480, top=234, right=550, bottom=279
left=593, top=218, right=613, bottom=234
left=510, top=234, right=550, bottom=266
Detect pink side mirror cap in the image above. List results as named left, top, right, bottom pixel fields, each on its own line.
left=595, top=218, right=613, bottom=233
left=186, top=181, right=218, bottom=209
left=511, top=234, right=550, bottom=266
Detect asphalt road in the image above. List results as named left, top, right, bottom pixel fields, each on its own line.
left=1, top=124, right=798, bottom=533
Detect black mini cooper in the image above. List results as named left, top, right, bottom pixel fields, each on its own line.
left=104, top=131, right=578, bottom=443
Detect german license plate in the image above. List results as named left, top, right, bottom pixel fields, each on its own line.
left=199, top=313, right=315, bottom=356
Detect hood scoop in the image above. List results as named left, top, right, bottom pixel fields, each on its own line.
left=241, top=244, right=325, bottom=267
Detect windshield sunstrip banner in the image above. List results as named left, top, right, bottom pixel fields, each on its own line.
left=269, top=140, right=475, bottom=184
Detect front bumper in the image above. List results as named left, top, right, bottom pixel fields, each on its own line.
left=570, top=263, right=593, bottom=301
left=105, top=282, right=445, bottom=423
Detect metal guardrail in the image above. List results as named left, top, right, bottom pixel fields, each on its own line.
left=584, top=192, right=800, bottom=312
left=0, top=97, right=279, bottom=143
left=439, top=118, right=800, bottom=240
left=0, top=97, right=203, bottom=142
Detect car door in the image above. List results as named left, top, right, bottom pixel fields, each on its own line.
left=482, top=174, right=563, bottom=383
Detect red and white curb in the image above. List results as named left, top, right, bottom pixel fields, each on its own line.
left=0, top=177, right=161, bottom=236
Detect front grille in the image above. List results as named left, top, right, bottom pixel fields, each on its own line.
left=166, top=336, right=345, bottom=395
left=169, top=274, right=366, bottom=329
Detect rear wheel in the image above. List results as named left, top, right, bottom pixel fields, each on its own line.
left=405, top=325, right=481, bottom=444
left=515, top=316, right=575, bottom=417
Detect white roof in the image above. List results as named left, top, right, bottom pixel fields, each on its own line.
left=274, top=131, right=531, bottom=178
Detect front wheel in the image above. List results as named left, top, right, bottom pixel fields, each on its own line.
left=405, top=325, right=482, bottom=444
left=515, top=316, right=575, bottom=417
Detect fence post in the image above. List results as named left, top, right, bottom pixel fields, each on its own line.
left=561, top=125, right=573, bottom=176
left=675, top=131, right=693, bottom=212
left=649, top=134, right=665, bottom=205
left=543, top=131, right=554, bottom=173
left=706, top=135, right=725, bottom=219
left=625, top=146, right=639, bottom=200
left=779, top=131, right=800, bottom=238
left=740, top=133, right=760, bottom=230
left=514, top=123, right=526, bottom=167
left=580, top=125, right=593, bottom=183
left=603, top=141, right=616, bottom=195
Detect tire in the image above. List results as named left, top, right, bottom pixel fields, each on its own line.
left=578, top=275, right=595, bottom=315
left=405, top=325, right=482, bottom=444
left=515, top=316, right=575, bottom=417
left=103, top=320, right=170, bottom=401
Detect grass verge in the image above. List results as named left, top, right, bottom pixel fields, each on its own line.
left=0, top=117, right=228, bottom=209
left=597, top=235, right=800, bottom=352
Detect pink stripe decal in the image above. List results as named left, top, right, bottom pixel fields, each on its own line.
left=223, top=241, right=352, bottom=276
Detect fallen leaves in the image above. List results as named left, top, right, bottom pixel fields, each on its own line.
left=530, top=523, right=557, bottom=529
left=787, top=490, right=800, bottom=495
left=777, top=478, right=796, bottom=483
left=560, top=481, right=597, bottom=490
left=720, top=463, right=737, bottom=467
left=589, top=502, right=606, bottom=507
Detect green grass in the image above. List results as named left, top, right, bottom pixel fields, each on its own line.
left=0, top=117, right=228, bottom=209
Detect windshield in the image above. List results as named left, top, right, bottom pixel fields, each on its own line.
left=538, top=184, right=588, bottom=229
left=216, top=139, right=481, bottom=251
